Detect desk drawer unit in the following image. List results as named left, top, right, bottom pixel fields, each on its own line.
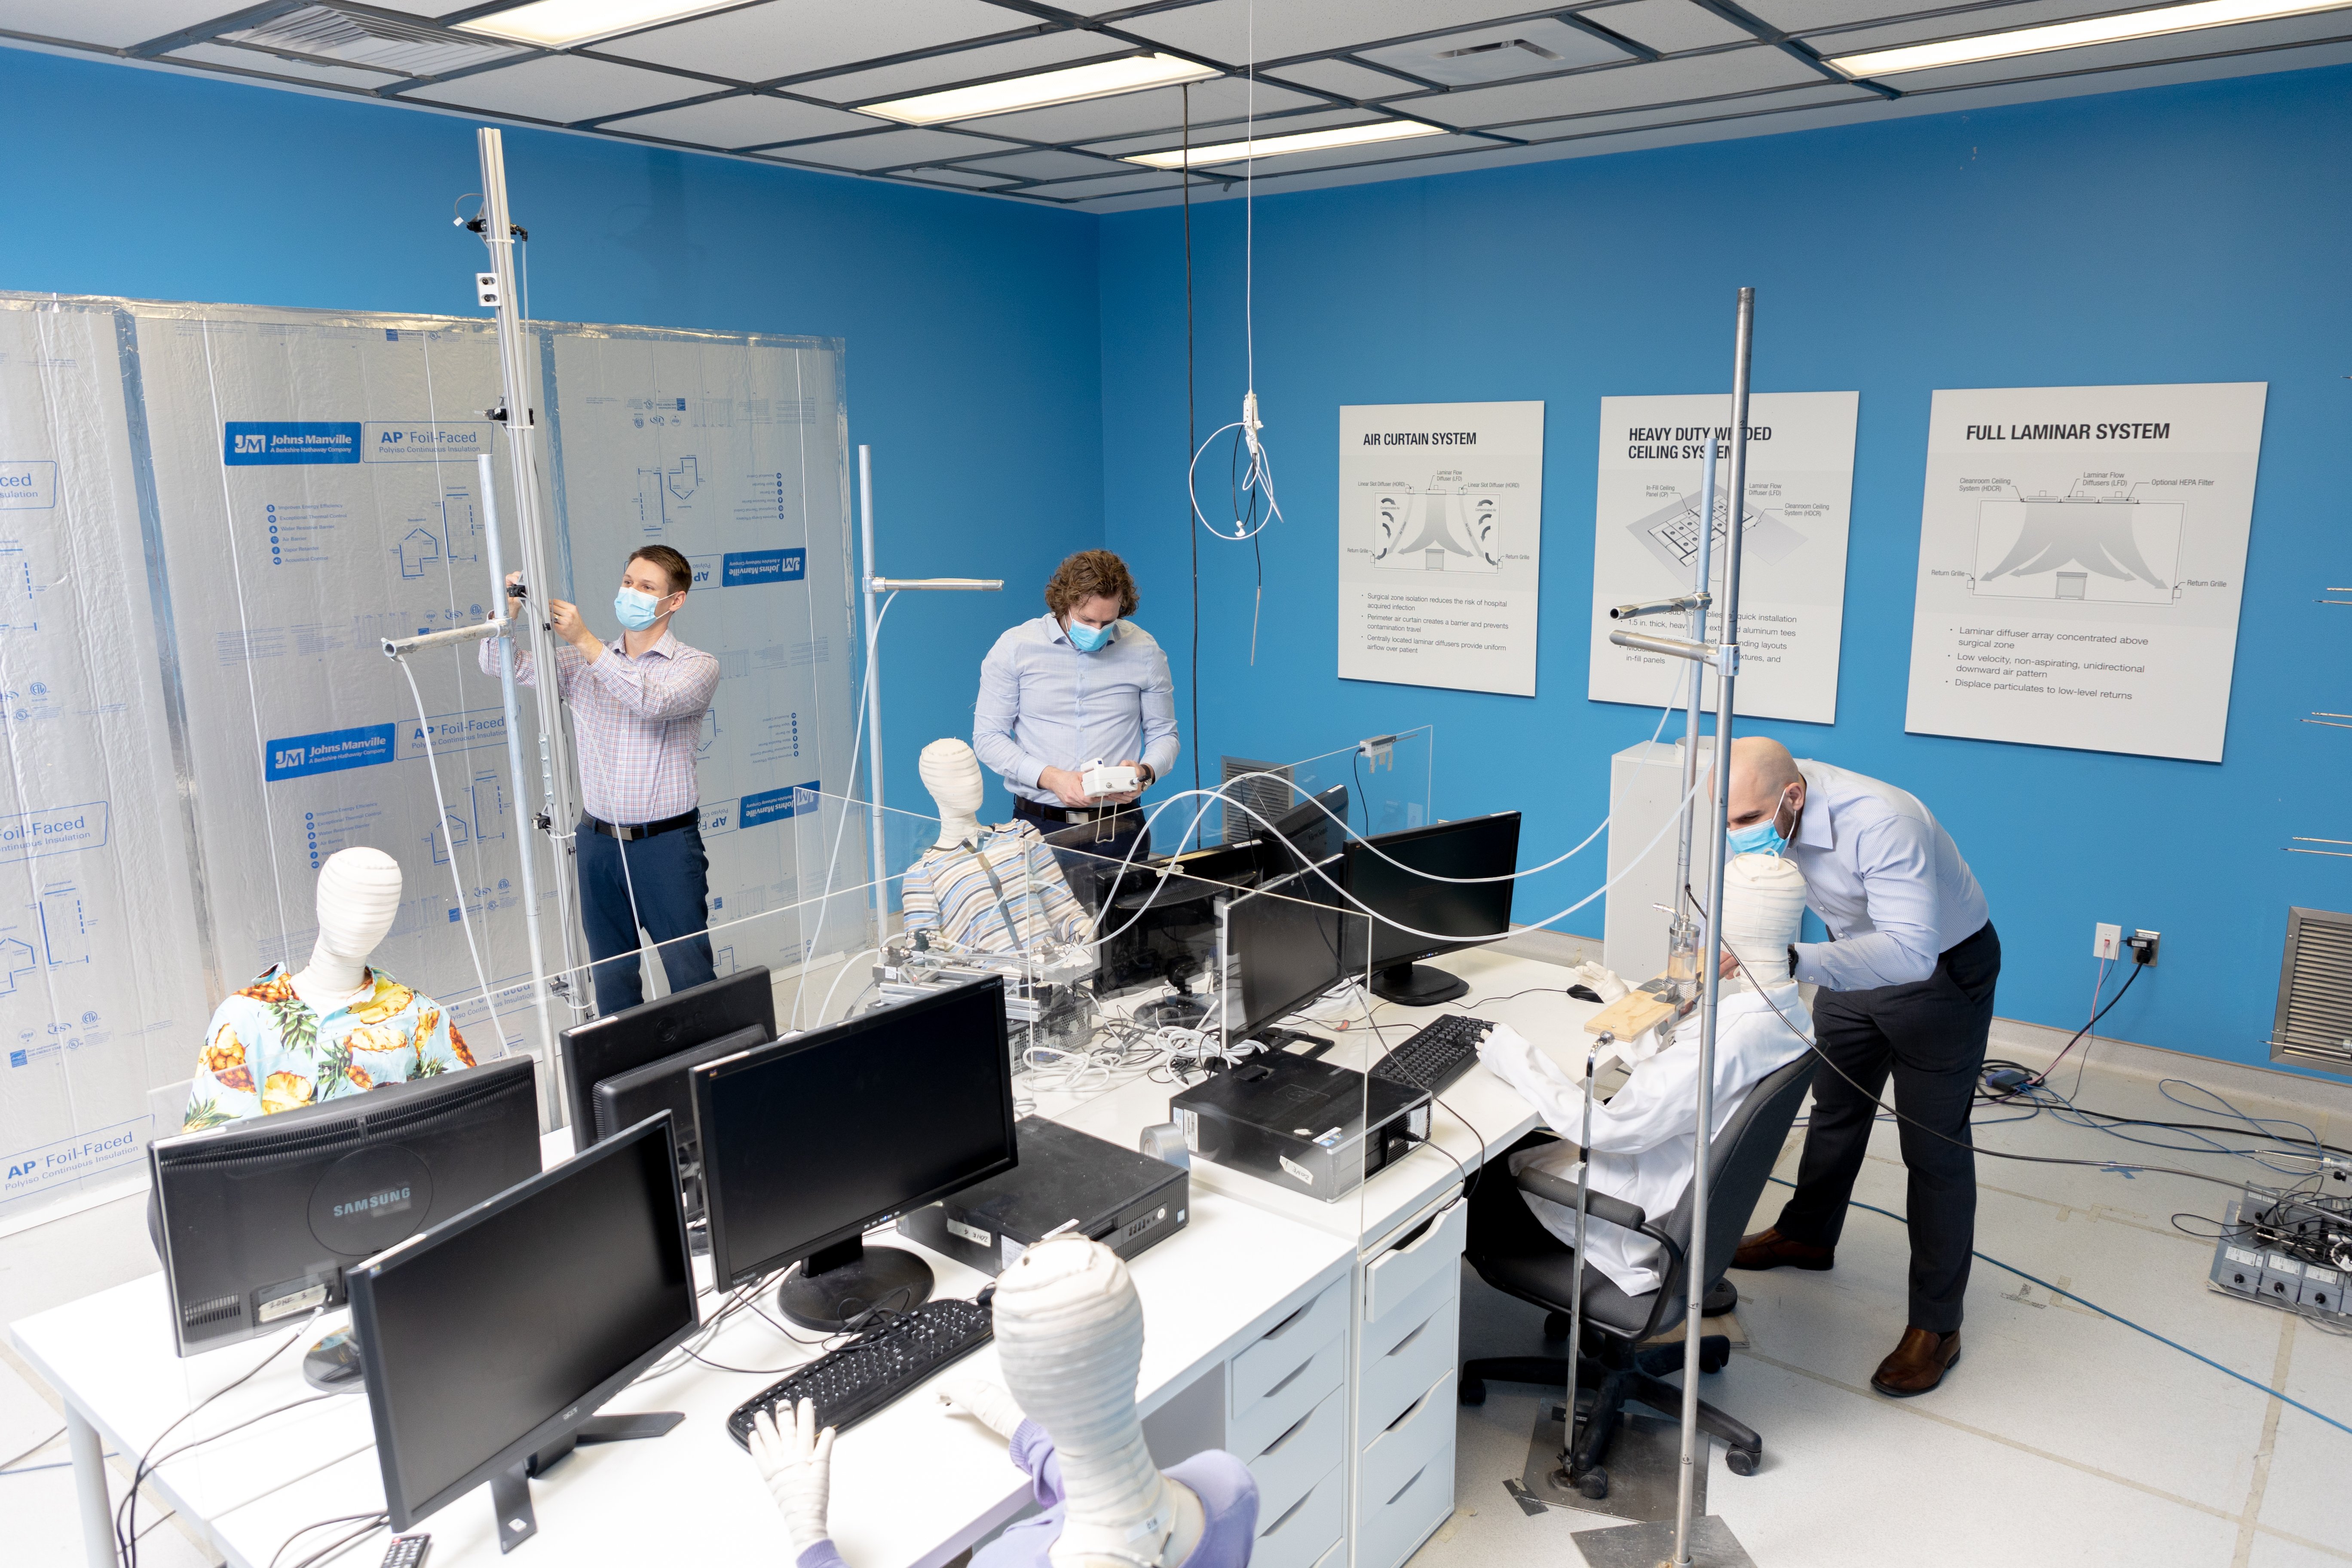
left=1253, top=1459, right=1347, bottom=1568
left=1352, top=1194, right=1466, bottom=1568
left=1231, top=1276, right=1349, bottom=1454
left=1357, top=1265, right=1458, bottom=1442
left=1245, top=1384, right=1346, bottom=1533
left=1361, top=1200, right=1465, bottom=1324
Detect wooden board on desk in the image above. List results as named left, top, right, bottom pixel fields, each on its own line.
left=1582, top=989, right=1675, bottom=1039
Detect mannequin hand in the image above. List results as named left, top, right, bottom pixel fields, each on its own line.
left=1038, top=767, right=1094, bottom=808
left=749, top=1400, right=833, bottom=1555
left=935, top=1376, right=1024, bottom=1439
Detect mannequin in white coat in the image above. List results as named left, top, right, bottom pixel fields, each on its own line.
left=1476, top=853, right=1813, bottom=1295
left=750, top=1236, right=1258, bottom=1568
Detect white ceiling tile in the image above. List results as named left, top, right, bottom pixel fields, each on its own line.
left=403, top=55, right=705, bottom=121
left=1806, top=0, right=2187, bottom=54
left=162, top=41, right=404, bottom=90
left=0, top=0, right=262, bottom=48
left=1358, top=18, right=1631, bottom=84
left=1080, top=107, right=1434, bottom=156
left=1513, top=77, right=1873, bottom=138
left=792, top=32, right=1136, bottom=105
left=932, top=74, right=1324, bottom=141
left=1045, top=171, right=1196, bottom=199
left=1736, top=0, right=1955, bottom=33
left=1580, top=0, right=1761, bottom=52
left=224, top=5, right=522, bottom=76
left=1260, top=57, right=1427, bottom=99
left=1842, top=8, right=2352, bottom=85
left=767, top=126, right=1024, bottom=169
left=1120, top=0, right=1562, bottom=64
left=942, top=147, right=1140, bottom=179
left=1408, top=48, right=1826, bottom=126
left=902, top=168, right=1019, bottom=187
left=593, top=0, right=1028, bottom=83
left=597, top=92, right=882, bottom=145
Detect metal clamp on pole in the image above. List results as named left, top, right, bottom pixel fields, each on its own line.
left=1607, top=628, right=1718, bottom=665
left=1607, top=592, right=1711, bottom=621
left=382, top=617, right=508, bottom=658
left=1715, top=641, right=1740, bottom=677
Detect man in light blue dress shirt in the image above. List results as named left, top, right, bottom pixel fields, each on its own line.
left=1719, top=738, right=1999, bottom=1399
left=974, top=550, right=1179, bottom=859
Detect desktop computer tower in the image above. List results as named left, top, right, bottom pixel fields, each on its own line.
left=1171, top=1057, right=1430, bottom=1202
left=900, top=1116, right=1189, bottom=1274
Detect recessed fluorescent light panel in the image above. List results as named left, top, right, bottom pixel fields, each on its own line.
left=863, top=54, right=1220, bottom=125
left=455, top=0, right=741, bottom=49
left=1829, top=0, right=2352, bottom=76
left=1128, top=120, right=1446, bottom=170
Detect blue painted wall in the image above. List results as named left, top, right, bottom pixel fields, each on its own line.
left=0, top=44, right=1103, bottom=830
left=1097, top=64, right=2352, bottom=1073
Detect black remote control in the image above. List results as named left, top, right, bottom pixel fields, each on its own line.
left=381, top=1536, right=431, bottom=1568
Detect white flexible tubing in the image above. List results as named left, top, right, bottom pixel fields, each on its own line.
left=791, top=590, right=898, bottom=1031
left=397, top=655, right=508, bottom=1052
left=1188, top=420, right=1283, bottom=541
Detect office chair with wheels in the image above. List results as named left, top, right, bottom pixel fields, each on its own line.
left=1458, top=1053, right=1815, bottom=1497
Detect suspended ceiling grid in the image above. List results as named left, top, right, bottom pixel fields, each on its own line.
left=5, top=0, right=2349, bottom=211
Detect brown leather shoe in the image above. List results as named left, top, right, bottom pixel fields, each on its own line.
left=1731, top=1228, right=1834, bottom=1272
left=1871, top=1327, right=1962, bottom=1397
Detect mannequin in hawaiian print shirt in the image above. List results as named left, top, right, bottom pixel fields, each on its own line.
left=183, top=848, right=477, bottom=1132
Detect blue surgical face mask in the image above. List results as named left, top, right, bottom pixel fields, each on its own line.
left=1066, top=617, right=1112, bottom=653
left=614, top=585, right=668, bottom=630
left=1726, top=790, right=1794, bottom=858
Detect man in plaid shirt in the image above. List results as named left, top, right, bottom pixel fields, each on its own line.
left=487, top=545, right=720, bottom=1017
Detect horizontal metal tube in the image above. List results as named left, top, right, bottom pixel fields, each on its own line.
left=383, top=617, right=507, bottom=658
left=1609, top=592, right=1710, bottom=620
left=869, top=576, right=1003, bottom=592
left=1608, top=627, right=1716, bottom=664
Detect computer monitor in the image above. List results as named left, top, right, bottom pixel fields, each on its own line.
left=349, top=1111, right=698, bottom=1552
left=1218, top=861, right=1351, bottom=1044
left=1253, top=784, right=1348, bottom=884
left=147, top=1056, right=540, bottom=1357
left=556, top=965, right=773, bottom=1138
left=591, top=1022, right=769, bottom=1228
left=694, top=975, right=1016, bottom=1331
left=1342, top=811, right=1522, bottom=1006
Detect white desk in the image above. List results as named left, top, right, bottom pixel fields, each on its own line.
left=12, top=1139, right=1351, bottom=1568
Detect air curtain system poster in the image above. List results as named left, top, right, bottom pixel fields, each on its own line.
left=1587, top=391, right=1858, bottom=725
left=1903, top=383, right=2266, bottom=763
left=1337, top=401, right=1543, bottom=698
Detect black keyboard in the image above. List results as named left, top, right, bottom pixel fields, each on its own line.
left=726, top=1297, right=994, bottom=1447
left=1369, top=1014, right=1495, bottom=1097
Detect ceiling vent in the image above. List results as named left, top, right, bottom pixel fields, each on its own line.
left=223, top=5, right=529, bottom=78
left=2270, top=906, right=2352, bottom=1076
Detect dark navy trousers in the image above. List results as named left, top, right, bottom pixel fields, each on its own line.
left=575, top=817, right=717, bottom=1017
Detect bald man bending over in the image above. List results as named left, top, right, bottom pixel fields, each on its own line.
left=1715, top=739, right=1997, bottom=1398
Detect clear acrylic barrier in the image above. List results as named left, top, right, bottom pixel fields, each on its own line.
left=1194, top=726, right=1434, bottom=850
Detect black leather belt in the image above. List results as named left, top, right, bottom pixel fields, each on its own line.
left=1012, top=796, right=1139, bottom=827
left=581, top=808, right=698, bottom=842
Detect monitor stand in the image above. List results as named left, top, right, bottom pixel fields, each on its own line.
left=495, top=1412, right=686, bottom=1551
left=302, top=1327, right=365, bottom=1394
left=776, top=1234, right=934, bottom=1332
left=1370, top=960, right=1468, bottom=1007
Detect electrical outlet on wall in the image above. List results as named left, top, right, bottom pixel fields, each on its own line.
left=2094, top=923, right=2122, bottom=960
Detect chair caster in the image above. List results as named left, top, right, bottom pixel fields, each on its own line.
left=1542, top=1311, right=1572, bottom=1339
left=1459, top=1377, right=1486, bottom=1406
left=1703, top=1278, right=1738, bottom=1316
left=1725, top=1446, right=1760, bottom=1476
left=1699, top=1334, right=1730, bottom=1374
left=1577, top=1465, right=1610, bottom=1500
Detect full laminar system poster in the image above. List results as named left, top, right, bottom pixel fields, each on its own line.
left=1903, top=383, right=2266, bottom=763
left=1588, top=392, right=1857, bottom=724
left=1337, top=401, right=1543, bottom=698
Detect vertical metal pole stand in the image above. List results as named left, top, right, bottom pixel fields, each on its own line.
left=1575, top=288, right=1762, bottom=1568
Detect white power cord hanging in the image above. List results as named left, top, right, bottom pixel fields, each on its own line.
left=395, top=655, right=510, bottom=1052
left=790, top=590, right=898, bottom=1031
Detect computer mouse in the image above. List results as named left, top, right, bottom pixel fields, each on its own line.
left=1568, top=984, right=1602, bottom=1003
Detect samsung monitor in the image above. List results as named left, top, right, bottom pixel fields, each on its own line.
left=1341, top=811, right=1522, bottom=1005
left=349, top=1112, right=698, bottom=1552
left=693, top=975, right=1016, bottom=1331
left=556, top=965, right=773, bottom=1138
left=147, top=1056, right=540, bottom=1357
left=1218, top=861, right=1351, bottom=1044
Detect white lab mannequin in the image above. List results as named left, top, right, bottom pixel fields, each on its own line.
left=750, top=1237, right=1257, bottom=1568
left=288, top=847, right=404, bottom=1011
left=1479, top=853, right=1813, bottom=1295
left=920, top=738, right=985, bottom=848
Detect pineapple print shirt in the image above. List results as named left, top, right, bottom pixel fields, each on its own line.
left=181, top=965, right=477, bottom=1132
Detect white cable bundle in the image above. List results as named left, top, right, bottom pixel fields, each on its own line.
left=1720, top=851, right=1807, bottom=985
left=995, top=1235, right=1185, bottom=1568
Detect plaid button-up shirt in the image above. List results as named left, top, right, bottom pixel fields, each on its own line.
left=484, top=628, right=720, bottom=824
